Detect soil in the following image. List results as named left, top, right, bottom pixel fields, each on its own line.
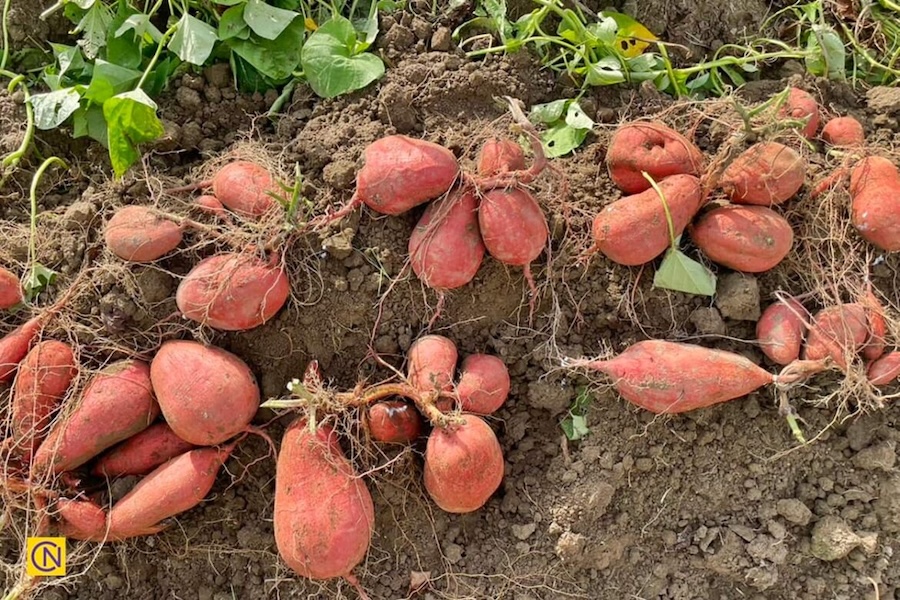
left=1, top=3, right=900, bottom=600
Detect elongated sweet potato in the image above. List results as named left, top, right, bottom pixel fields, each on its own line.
left=478, top=187, right=548, bottom=267
left=822, top=116, right=865, bottom=147
left=478, top=138, right=526, bottom=176
left=0, top=267, right=22, bottom=309
left=592, top=174, right=704, bottom=266
left=689, top=204, right=794, bottom=273
left=803, top=304, right=869, bottom=368
left=849, top=156, right=900, bottom=252
left=779, top=87, right=820, bottom=139
left=368, top=400, right=423, bottom=443
left=32, top=360, right=158, bottom=475
left=91, top=422, right=197, bottom=478
left=104, top=205, right=184, bottom=262
left=357, top=135, right=460, bottom=216
left=211, top=161, right=280, bottom=217
left=605, top=122, right=705, bottom=193
left=407, top=335, right=458, bottom=395
left=719, top=142, right=806, bottom=206
left=868, top=351, right=900, bottom=386
left=409, top=188, right=484, bottom=290
left=150, top=340, right=260, bottom=446
left=423, top=415, right=504, bottom=513
left=862, top=287, right=886, bottom=362
left=0, top=317, right=42, bottom=382
left=175, top=252, right=290, bottom=331
left=274, top=419, right=375, bottom=581
left=576, top=340, right=775, bottom=413
left=456, top=354, right=510, bottom=415
left=756, top=297, right=809, bottom=366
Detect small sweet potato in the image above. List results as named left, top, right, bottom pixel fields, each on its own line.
left=195, top=194, right=227, bottom=217
left=56, top=497, right=111, bottom=541
left=0, top=317, right=42, bottom=382
left=212, top=161, right=280, bottom=217
left=478, top=187, right=548, bottom=267
left=719, top=142, right=806, bottom=206
left=822, top=116, right=865, bottom=147
left=849, top=156, right=900, bottom=252
left=689, top=204, right=794, bottom=273
left=592, top=174, right=704, bottom=266
left=367, top=400, right=423, bottom=444
left=756, top=297, right=809, bottom=366
left=802, top=304, right=869, bottom=368
left=423, top=415, right=504, bottom=513
left=407, top=334, right=458, bottom=395
left=779, top=87, right=820, bottom=139
left=91, top=422, right=197, bottom=478
left=605, top=122, right=705, bottom=194
left=478, top=138, right=526, bottom=176
left=456, top=354, right=510, bottom=415
left=104, top=205, right=184, bottom=262
left=0, top=267, right=22, bottom=309
left=862, top=287, right=886, bottom=362
left=868, top=351, right=900, bottom=386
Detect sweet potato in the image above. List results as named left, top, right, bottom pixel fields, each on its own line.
left=478, top=187, right=548, bottom=266
left=367, top=400, right=423, bottom=444
left=274, top=418, right=375, bottom=581
left=56, top=497, right=111, bottom=541
left=456, top=354, right=510, bottom=415
left=592, top=173, right=703, bottom=266
left=0, top=267, right=22, bottom=309
left=849, top=156, right=900, bottom=252
left=175, top=252, right=290, bottom=331
left=408, top=188, right=485, bottom=290
left=822, top=116, right=865, bottom=147
left=0, top=317, right=42, bottom=382
left=31, top=360, right=158, bottom=475
left=862, top=287, right=886, bottom=362
left=407, top=335, right=458, bottom=395
left=719, top=142, right=806, bottom=206
left=211, top=161, right=280, bottom=217
left=195, top=194, right=227, bottom=217
left=576, top=340, right=774, bottom=413
left=779, top=87, right=820, bottom=139
left=478, top=138, right=526, bottom=176
left=802, top=304, right=869, bottom=367
left=756, top=297, right=809, bottom=365
left=150, top=340, right=260, bottom=446
left=104, top=205, right=184, bottom=262
left=357, top=135, right=460, bottom=216
left=9, top=340, right=77, bottom=462
left=605, top=122, right=705, bottom=193
left=91, top=422, right=197, bottom=478
left=423, top=415, right=504, bottom=513
left=868, top=351, right=900, bottom=386
left=689, top=204, right=794, bottom=273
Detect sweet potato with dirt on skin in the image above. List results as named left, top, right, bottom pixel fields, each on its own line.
left=407, top=334, right=458, bottom=394
left=605, top=121, right=705, bottom=193
left=91, top=422, right=197, bottom=478
left=367, top=399, right=423, bottom=444
left=571, top=340, right=775, bottom=414
left=478, top=138, right=526, bottom=176
left=211, top=161, right=281, bottom=217
left=478, top=187, right=548, bottom=267
left=779, top=87, right=820, bottom=139
left=456, top=354, right=510, bottom=415
left=31, top=360, right=158, bottom=475
left=868, top=351, right=900, bottom=386
left=424, top=414, right=504, bottom=513
left=104, top=205, right=184, bottom=262
left=150, top=340, right=260, bottom=446
left=849, top=156, right=900, bottom=252
left=719, top=141, right=806, bottom=206
left=274, top=418, right=375, bottom=584
left=357, top=135, right=460, bottom=216
left=0, top=267, right=21, bottom=309
left=0, top=316, right=42, bottom=383
left=592, top=173, right=704, bottom=266
left=802, top=304, right=869, bottom=367
left=195, top=194, right=227, bottom=217
left=689, top=204, right=794, bottom=273
left=9, top=340, right=77, bottom=462
left=175, top=252, right=290, bottom=331
left=822, top=116, right=865, bottom=147
left=408, top=187, right=485, bottom=290
left=756, top=297, right=809, bottom=366
left=56, top=498, right=115, bottom=541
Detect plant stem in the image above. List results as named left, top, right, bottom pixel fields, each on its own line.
left=642, top=171, right=676, bottom=248
left=0, top=0, right=11, bottom=72
left=136, top=22, right=180, bottom=91
left=0, top=76, right=35, bottom=187
left=28, top=157, right=68, bottom=276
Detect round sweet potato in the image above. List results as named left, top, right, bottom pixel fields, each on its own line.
left=849, top=156, right=900, bottom=252
left=756, top=297, right=808, bottom=366
left=478, top=138, right=526, bottom=176
left=822, top=116, right=865, bottom=147
left=104, top=205, right=184, bottom=262
left=407, top=335, right=458, bottom=395
left=212, top=161, right=280, bottom=217
left=456, top=354, right=510, bottom=415
left=868, top=351, right=900, bottom=386
left=803, top=304, right=869, bottom=368
left=0, top=267, right=22, bottom=309
left=368, top=400, right=423, bottom=444
left=719, top=142, right=806, bottom=206
left=605, top=122, right=705, bottom=194
left=779, top=87, right=820, bottom=139
left=689, top=204, right=794, bottom=273
left=478, top=187, right=548, bottom=266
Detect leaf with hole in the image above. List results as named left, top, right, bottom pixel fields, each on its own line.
left=529, top=99, right=567, bottom=124
left=30, top=88, right=83, bottom=130
left=541, top=121, right=589, bottom=158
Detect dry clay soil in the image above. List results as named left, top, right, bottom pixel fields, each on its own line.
left=2, top=2, right=900, bottom=600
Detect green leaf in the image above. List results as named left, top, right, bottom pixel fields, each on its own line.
left=106, top=12, right=142, bottom=70
left=103, top=90, right=165, bottom=177
left=653, top=248, right=717, bottom=296
left=115, top=13, right=163, bottom=43
left=301, top=16, right=386, bottom=99
left=230, top=17, right=305, bottom=81
left=168, top=14, right=218, bottom=66
left=72, top=104, right=109, bottom=146
left=69, top=0, right=96, bottom=8
left=586, top=56, right=626, bottom=85
left=352, top=0, right=380, bottom=47
left=244, top=0, right=298, bottom=40
left=50, top=43, right=86, bottom=80
left=23, top=263, right=58, bottom=303
left=529, top=99, right=567, bottom=124
left=806, top=24, right=845, bottom=80
left=561, top=413, right=590, bottom=441
left=219, top=5, right=251, bottom=40
left=541, top=122, right=588, bottom=157
left=83, top=59, right=141, bottom=104
left=142, top=55, right=181, bottom=97
left=30, top=88, right=83, bottom=129
left=73, top=1, right=112, bottom=59
left=588, top=17, right=618, bottom=46
left=565, top=101, right=594, bottom=129
left=213, top=0, right=246, bottom=5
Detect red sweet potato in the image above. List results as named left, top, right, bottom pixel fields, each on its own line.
left=367, top=400, right=423, bottom=444
left=456, top=354, right=510, bottom=415
left=689, top=204, right=794, bottom=273
left=478, top=138, right=526, bottom=176
left=175, top=252, right=290, bottom=331
left=822, top=116, right=865, bottom=147
left=195, top=194, right=227, bottom=217
left=150, top=340, right=260, bottom=446
left=0, top=267, right=22, bottom=309
left=577, top=340, right=774, bottom=413
left=423, top=415, right=504, bottom=513
left=756, top=297, right=809, bottom=366
left=0, top=317, right=42, bottom=383
left=719, top=142, right=806, bottom=206
left=868, top=351, right=900, bottom=386
left=407, top=334, right=458, bottom=395
left=862, top=287, right=886, bottom=362
left=592, top=173, right=704, bottom=266
left=104, top=205, right=184, bottom=262
left=274, top=419, right=375, bottom=581
left=357, top=135, right=460, bottom=216
left=9, top=340, right=77, bottom=462
left=478, top=187, right=548, bottom=266
left=408, top=188, right=485, bottom=290
left=91, top=422, right=197, bottom=478
left=211, top=161, right=280, bottom=217
left=605, top=122, right=705, bottom=193
left=802, top=304, right=869, bottom=367
left=779, top=87, right=820, bottom=139
left=849, top=156, right=900, bottom=252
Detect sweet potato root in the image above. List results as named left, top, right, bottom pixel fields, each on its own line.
left=104, top=205, right=184, bottom=262
left=605, top=122, right=705, bottom=193
left=719, top=142, right=806, bottom=206
left=478, top=187, right=548, bottom=267
left=689, top=204, right=794, bottom=273
left=0, top=317, right=42, bottom=383
left=849, top=156, right=900, bottom=252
